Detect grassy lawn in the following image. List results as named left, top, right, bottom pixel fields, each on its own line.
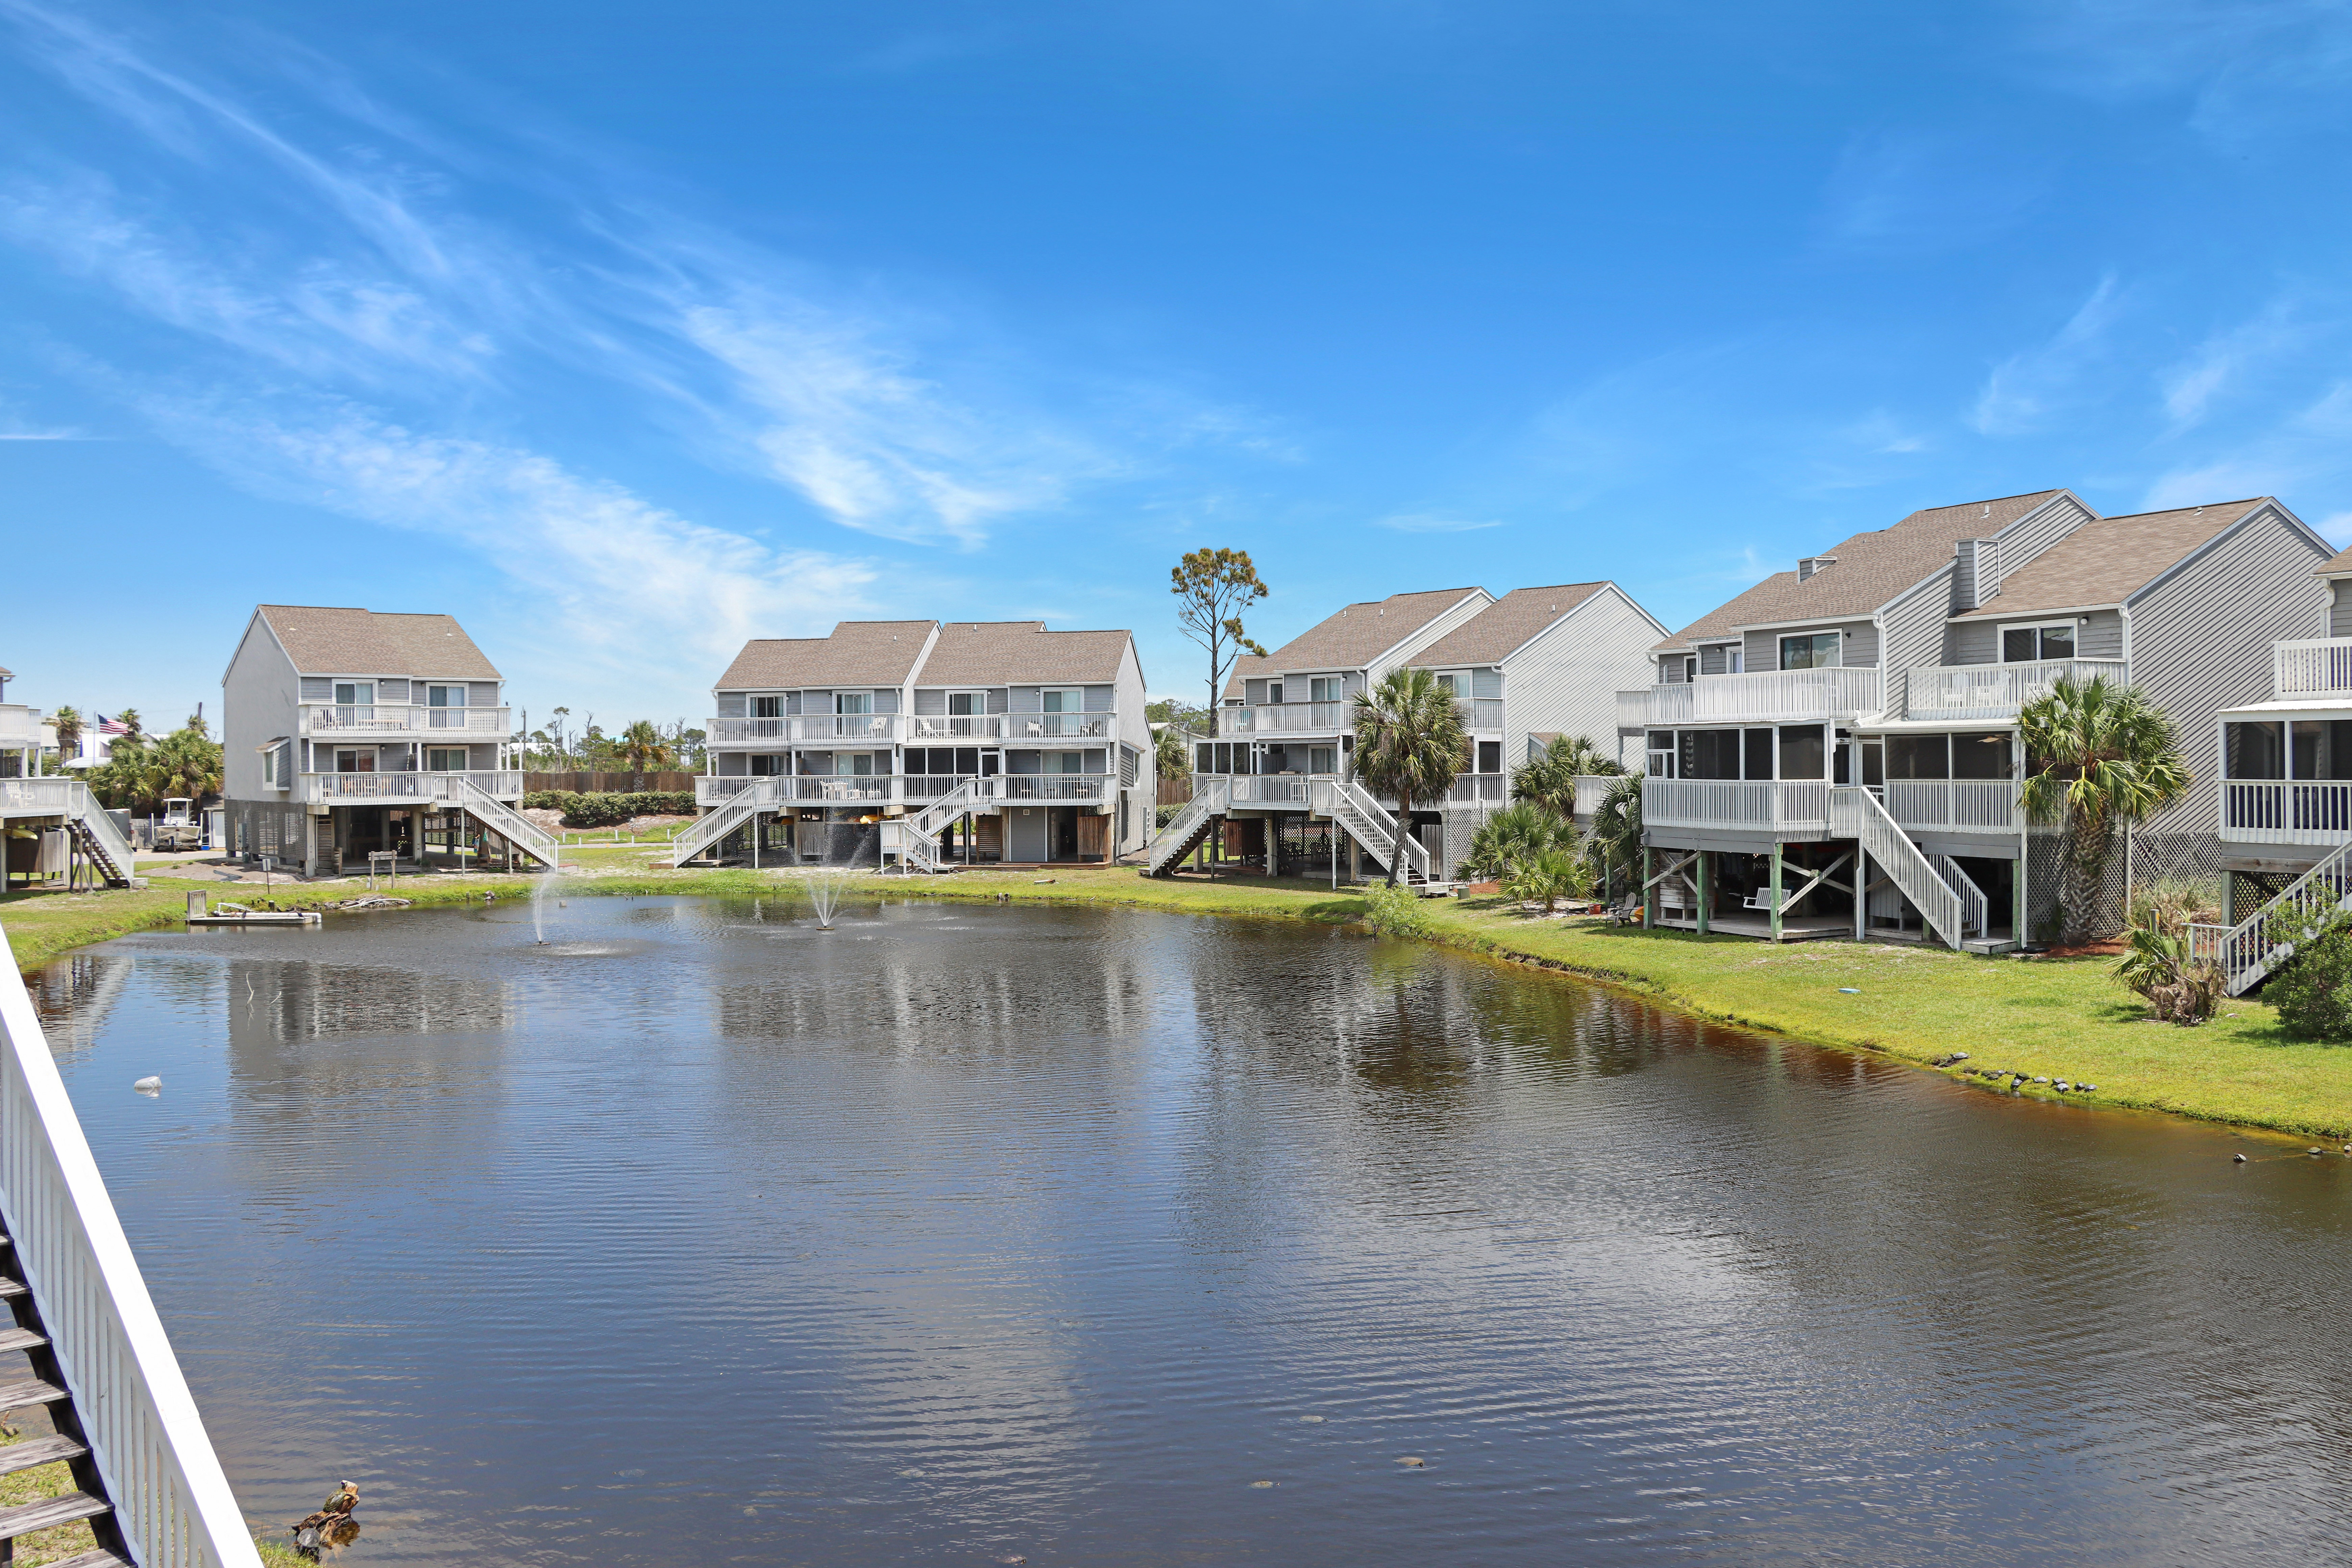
left=0, top=1430, right=305, bottom=1565
left=8, top=859, right=2347, bottom=1141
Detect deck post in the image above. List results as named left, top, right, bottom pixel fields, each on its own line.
left=1853, top=846, right=1867, bottom=940
left=1696, top=850, right=1712, bottom=936
left=1769, top=843, right=1784, bottom=943
left=2014, top=853, right=2029, bottom=942
left=1641, top=847, right=1655, bottom=929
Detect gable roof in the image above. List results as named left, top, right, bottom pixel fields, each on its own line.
left=1652, top=489, right=2069, bottom=653
left=915, top=621, right=1133, bottom=685
left=254, top=605, right=501, bottom=680
left=1408, top=583, right=1609, bottom=666
left=1953, top=498, right=2271, bottom=618
left=1223, top=588, right=1487, bottom=697
left=715, top=621, right=935, bottom=688
left=2317, top=543, right=2352, bottom=579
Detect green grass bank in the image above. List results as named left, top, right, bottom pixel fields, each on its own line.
left=6, top=855, right=2343, bottom=1142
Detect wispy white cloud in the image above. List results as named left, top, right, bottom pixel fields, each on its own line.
left=2009, top=0, right=2352, bottom=139
left=2158, top=298, right=2315, bottom=429
left=2142, top=378, right=2352, bottom=508
left=1841, top=410, right=1931, bottom=455
left=1816, top=132, right=2045, bottom=256
left=1374, top=512, right=1502, bottom=533
left=1969, top=273, right=2124, bottom=435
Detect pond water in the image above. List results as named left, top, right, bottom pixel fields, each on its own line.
left=27, top=897, right=2352, bottom=1565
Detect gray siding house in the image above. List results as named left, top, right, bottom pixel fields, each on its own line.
left=221, top=605, right=537, bottom=876
left=696, top=619, right=1153, bottom=865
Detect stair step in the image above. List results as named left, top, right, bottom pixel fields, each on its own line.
left=0, top=1434, right=89, bottom=1477
left=47, top=1551, right=136, bottom=1568
left=0, top=1379, right=70, bottom=1412
left=0, top=1279, right=23, bottom=1299
left=0, top=1489, right=111, bottom=1538
left=0, top=1327, right=46, bottom=1353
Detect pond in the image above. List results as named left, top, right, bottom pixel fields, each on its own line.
left=29, top=897, right=2352, bottom=1565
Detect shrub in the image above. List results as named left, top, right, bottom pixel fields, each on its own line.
left=2114, top=896, right=2224, bottom=1026
left=1461, top=802, right=1576, bottom=882
left=1362, top=880, right=1434, bottom=939
left=2264, top=912, right=2352, bottom=1042
left=1502, top=846, right=1589, bottom=914
left=522, top=790, right=696, bottom=827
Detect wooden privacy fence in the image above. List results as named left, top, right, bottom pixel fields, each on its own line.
left=1157, top=777, right=1193, bottom=807
left=525, top=771, right=700, bottom=794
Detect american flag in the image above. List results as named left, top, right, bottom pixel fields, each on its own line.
left=97, top=714, right=130, bottom=735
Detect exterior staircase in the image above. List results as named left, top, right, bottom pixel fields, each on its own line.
left=1832, top=786, right=1963, bottom=949
left=2190, top=841, right=2352, bottom=996
left=882, top=781, right=984, bottom=873
left=1147, top=778, right=1229, bottom=877
left=668, top=780, right=785, bottom=866
left=1928, top=853, right=1991, bottom=943
left=440, top=777, right=558, bottom=869
left=63, top=805, right=134, bottom=890
left=0, top=1228, right=133, bottom=1567
left=1324, top=780, right=1434, bottom=885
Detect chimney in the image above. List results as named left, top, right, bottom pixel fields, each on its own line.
left=1954, top=538, right=1999, bottom=611
left=1797, top=555, right=1837, bottom=582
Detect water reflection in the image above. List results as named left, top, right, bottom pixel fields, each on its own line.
left=34, top=897, right=2352, bottom=1566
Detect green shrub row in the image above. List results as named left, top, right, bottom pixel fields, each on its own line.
left=522, top=789, right=697, bottom=827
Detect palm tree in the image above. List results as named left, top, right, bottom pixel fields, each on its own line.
left=1586, top=772, right=1644, bottom=906
left=116, top=708, right=143, bottom=742
left=1462, top=801, right=1578, bottom=881
left=1351, top=667, right=1469, bottom=885
left=50, top=706, right=81, bottom=766
left=2018, top=675, right=2190, bottom=946
left=616, top=719, right=676, bottom=792
left=1510, top=733, right=1622, bottom=819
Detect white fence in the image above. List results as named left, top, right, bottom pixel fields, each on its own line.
left=0, top=933, right=263, bottom=1568
left=2273, top=639, right=2352, bottom=697
left=2220, top=780, right=2352, bottom=846
left=1642, top=778, right=1832, bottom=834
left=1883, top=779, right=2021, bottom=832
left=1903, top=660, right=2129, bottom=719
left=298, top=769, right=522, bottom=803
left=300, top=704, right=510, bottom=735
left=1618, top=667, right=1882, bottom=728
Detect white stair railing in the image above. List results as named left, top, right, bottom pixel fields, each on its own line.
left=0, top=927, right=264, bottom=1568
left=1832, top=786, right=1963, bottom=948
left=67, top=785, right=136, bottom=887
left=668, top=778, right=785, bottom=866
left=439, top=777, right=558, bottom=867
left=1147, top=778, right=1230, bottom=876
left=2189, top=841, right=2352, bottom=996
left=1328, top=780, right=1434, bottom=883
left=1928, top=853, right=1990, bottom=941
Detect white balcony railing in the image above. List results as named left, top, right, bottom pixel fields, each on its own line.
left=297, top=769, right=522, bottom=803
left=1572, top=774, right=1622, bottom=817
left=1903, top=660, right=2129, bottom=720
left=1618, top=667, right=1882, bottom=729
left=1882, top=779, right=2022, bottom=832
left=993, top=774, right=1112, bottom=803
left=1643, top=777, right=1834, bottom=835
left=0, top=704, right=45, bottom=749
left=707, top=714, right=905, bottom=746
left=2273, top=639, right=2352, bottom=697
left=1444, top=773, right=1507, bottom=804
left=0, top=777, right=82, bottom=813
left=301, top=704, right=511, bottom=735
left=2221, top=781, right=2352, bottom=846
left=1217, top=702, right=1350, bottom=737
left=905, top=715, right=1008, bottom=740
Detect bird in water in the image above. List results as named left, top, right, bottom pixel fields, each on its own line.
left=293, top=1482, right=360, bottom=1552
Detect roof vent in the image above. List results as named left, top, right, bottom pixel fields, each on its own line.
left=1797, top=555, right=1837, bottom=582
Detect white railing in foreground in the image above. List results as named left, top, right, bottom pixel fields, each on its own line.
left=1903, top=660, right=2128, bottom=718
left=1642, top=778, right=1832, bottom=834
left=2273, top=638, right=2352, bottom=696
left=1618, top=667, right=1882, bottom=728
left=2189, top=840, right=2352, bottom=996
left=2221, top=780, right=2352, bottom=846
left=0, top=932, right=263, bottom=1568
left=1883, top=779, right=2021, bottom=831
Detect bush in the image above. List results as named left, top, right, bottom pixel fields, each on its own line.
left=1503, top=846, right=1590, bottom=914
left=1156, top=802, right=1186, bottom=829
left=1362, top=880, right=1435, bottom=939
left=2114, top=896, right=2224, bottom=1026
left=522, top=790, right=696, bottom=827
left=2264, top=913, right=2352, bottom=1042
left=1461, top=802, right=1576, bottom=882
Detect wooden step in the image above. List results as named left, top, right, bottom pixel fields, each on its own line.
left=47, top=1551, right=136, bottom=1568
left=0, top=1327, right=47, bottom=1354
left=0, top=1279, right=24, bottom=1300
left=0, top=1434, right=89, bottom=1477
left=0, top=1490, right=110, bottom=1538
left=0, top=1378, right=69, bottom=1412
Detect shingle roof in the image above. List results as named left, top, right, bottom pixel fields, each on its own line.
left=2317, top=543, right=2352, bottom=578
left=256, top=605, right=501, bottom=679
left=1222, top=588, right=1487, bottom=697
left=915, top=621, right=1133, bottom=685
left=1408, top=583, right=1608, bottom=667
left=1652, top=490, right=2069, bottom=652
left=1954, top=499, right=2270, bottom=618
left=715, top=621, right=936, bottom=688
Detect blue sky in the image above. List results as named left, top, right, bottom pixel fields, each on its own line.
left=4, top=0, right=2351, bottom=728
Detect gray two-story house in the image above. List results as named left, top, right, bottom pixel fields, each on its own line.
left=689, top=618, right=1153, bottom=867
left=222, top=604, right=542, bottom=876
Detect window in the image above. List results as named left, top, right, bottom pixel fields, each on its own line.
left=1435, top=673, right=1459, bottom=696
left=1887, top=735, right=1949, bottom=780
left=1779, top=632, right=1841, bottom=670
left=1043, top=688, right=1081, bottom=714
left=426, top=748, right=467, bottom=772
left=750, top=754, right=785, bottom=776
left=836, top=692, right=871, bottom=715
left=425, top=684, right=463, bottom=708
left=1477, top=740, right=1502, bottom=774
left=1267, top=683, right=1284, bottom=706
left=2227, top=722, right=2286, bottom=780
left=753, top=694, right=783, bottom=718
left=1679, top=730, right=1743, bottom=780
left=2002, top=623, right=2076, bottom=662
left=1309, top=677, right=1340, bottom=703
left=1050, top=752, right=1085, bottom=774
left=1743, top=728, right=1774, bottom=780
left=334, top=682, right=375, bottom=706
left=1727, top=648, right=1744, bottom=674
left=335, top=749, right=375, bottom=774
left=948, top=692, right=984, bottom=716
left=1953, top=732, right=2012, bottom=780
left=1778, top=726, right=1825, bottom=780
left=1309, top=745, right=1337, bottom=774
left=1685, top=657, right=1699, bottom=683
left=846, top=753, right=876, bottom=776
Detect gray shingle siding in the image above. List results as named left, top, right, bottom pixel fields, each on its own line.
left=2332, top=581, right=2352, bottom=638
left=1986, top=493, right=2097, bottom=599
left=1741, top=620, right=1877, bottom=671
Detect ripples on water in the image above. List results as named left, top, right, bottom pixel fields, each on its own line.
left=31, top=898, right=2352, bottom=1565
